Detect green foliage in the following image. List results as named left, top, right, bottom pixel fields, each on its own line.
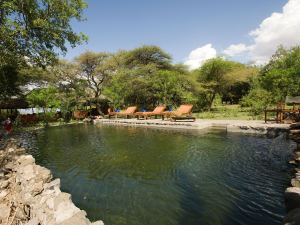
left=0, top=0, right=88, bottom=66
left=0, top=64, right=21, bottom=99
left=241, top=88, right=274, bottom=117
left=149, top=70, right=189, bottom=105
left=103, top=46, right=186, bottom=109
left=26, top=86, right=60, bottom=109
left=194, top=58, right=257, bottom=110
left=122, top=45, right=172, bottom=70
left=222, top=81, right=251, bottom=104
left=103, top=53, right=193, bottom=110
left=259, top=46, right=300, bottom=102
left=240, top=45, right=300, bottom=117
left=76, top=51, right=114, bottom=99
left=195, top=105, right=252, bottom=120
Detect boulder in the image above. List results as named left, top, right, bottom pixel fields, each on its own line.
left=35, top=165, right=52, bottom=183
left=284, top=207, right=300, bottom=225
left=291, top=123, right=300, bottom=129
left=292, top=179, right=300, bottom=188
left=8, top=147, right=15, bottom=153
left=25, top=218, right=40, bottom=225
left=285, top=187, right=300, bottom=211
left=15, top=206, right=28, bottom=220
left=92, top=221, right=105, bottom=225
left=0, top=190, right=8, bottom=200
left=30, top=181, right=44, bottom=196
left=21, top=164, right=35, bottom=181
left=57, top=211, right=90, bottom=225
left=295, top=152, right=300, bottom=158
left=0, top=180, right=9, bottom=189
left=44, top=179, right=60, bottom=191
left=0, top=139, right=105, bottom=225
left=0, top=203, right=10, bottom=221
left=18, top=155, right=35, bottom=166
left=53, top=192, right=81, bottom=223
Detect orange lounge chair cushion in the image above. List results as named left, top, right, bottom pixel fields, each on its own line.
left=117, top=106, right=137, bottom=115
left=136, top=105, right=166, bottom=116
left=163, top=104, right=193, bottom=117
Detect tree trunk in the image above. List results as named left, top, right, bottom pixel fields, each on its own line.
left=208, top=92, right=216, bottom=111
left=95, top=100, right=103, bottom=116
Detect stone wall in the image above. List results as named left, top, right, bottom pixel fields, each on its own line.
left=95, top=118, right=290, bottom=137
left=285, top=123, right=300, bottom=224
left=0, top=139, right=104, bottom=225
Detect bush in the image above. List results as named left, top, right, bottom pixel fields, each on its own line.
left=241, top=88, right=274, bottom=117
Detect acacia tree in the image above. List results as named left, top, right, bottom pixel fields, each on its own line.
left=76, top=51, right=114, bottom=113
left=103, top=47, right=192, bottom=109
left=0, top=0, right=88, bottom=67
left=196, top=58, right=235, bottom=110
left=49, top=60, right=87, bottom=120
left=196, top=58, right=257, bottom=110
left=103, top=46, right=176, bottom=108
left=122, top=45, right=172, bottom=70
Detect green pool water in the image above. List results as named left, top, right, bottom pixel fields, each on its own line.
left=28, top=124, right=293, bottom=225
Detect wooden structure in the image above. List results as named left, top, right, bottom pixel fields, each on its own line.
left=162, top=104, right=196, bottom=122
left=108, top=106, right=137, bottom=119
left=0, top=97, right=29, bottom=120
left=73, top=110, right=89, bottom=119
left=135, top=105, right=166, bottom=120
left=265, top=96, right=300, bottom=123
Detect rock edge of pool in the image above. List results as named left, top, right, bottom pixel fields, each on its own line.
left=0, top=139, right=104, bottom=225
left=1, top=119, right=300, bottom=225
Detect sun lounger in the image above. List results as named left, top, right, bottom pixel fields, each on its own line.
left=108, top=106, right=137, bottom=119
left=162, top=104, right=196, bottom=121
left=135, top=105, right=166, bottom=119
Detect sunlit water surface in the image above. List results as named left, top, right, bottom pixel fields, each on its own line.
left=26, top=124, right=294, bottom=225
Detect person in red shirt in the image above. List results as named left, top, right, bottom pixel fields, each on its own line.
left=3, top=117, right=12, bottom=134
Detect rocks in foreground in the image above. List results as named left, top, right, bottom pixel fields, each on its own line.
left=285, top=124, right=300, bottom=225
left=0, top=139, right=104, bottom=225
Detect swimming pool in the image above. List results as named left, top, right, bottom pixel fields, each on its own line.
left=28, top=124, right=293, bottom=225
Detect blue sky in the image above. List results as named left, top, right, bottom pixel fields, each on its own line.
left=65, top=0, right=289, bottom=66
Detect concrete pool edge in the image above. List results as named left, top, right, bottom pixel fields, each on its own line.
left=0, top=139, right=104, bottom=225
left=94, top=118, right=290, bottom=137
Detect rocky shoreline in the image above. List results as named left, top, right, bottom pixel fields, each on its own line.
left=285, top=123, right=300, bottom=224
left=0, top=138, right=104, bottom=225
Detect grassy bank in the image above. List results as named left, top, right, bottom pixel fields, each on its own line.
left=194, top=105, right=260, bottom=120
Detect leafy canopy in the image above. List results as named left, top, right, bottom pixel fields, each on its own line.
left=259, top=46, right=300, bottom=101
left=0, top=0, right=88, bottom=66
left=195, top=57, right=257, bottom=109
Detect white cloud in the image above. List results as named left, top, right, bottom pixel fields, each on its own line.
left=224, top=0, right=300, bottom=64
left=223, top=44, right=249, bottom=57
left=184, top=44, right=217, bottom=70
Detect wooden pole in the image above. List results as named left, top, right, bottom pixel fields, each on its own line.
left=264, top=110, right=267, bottom=123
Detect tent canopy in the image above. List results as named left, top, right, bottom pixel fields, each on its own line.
left=286, top=96, right=300, bottom=104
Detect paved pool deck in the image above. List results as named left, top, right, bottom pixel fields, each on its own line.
left=94, top=118, right=290, bottom=136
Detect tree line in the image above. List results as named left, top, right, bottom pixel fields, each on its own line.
left=3, top=43, right=300, bottom=120
left=1, top=1, right=300, bottom=122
